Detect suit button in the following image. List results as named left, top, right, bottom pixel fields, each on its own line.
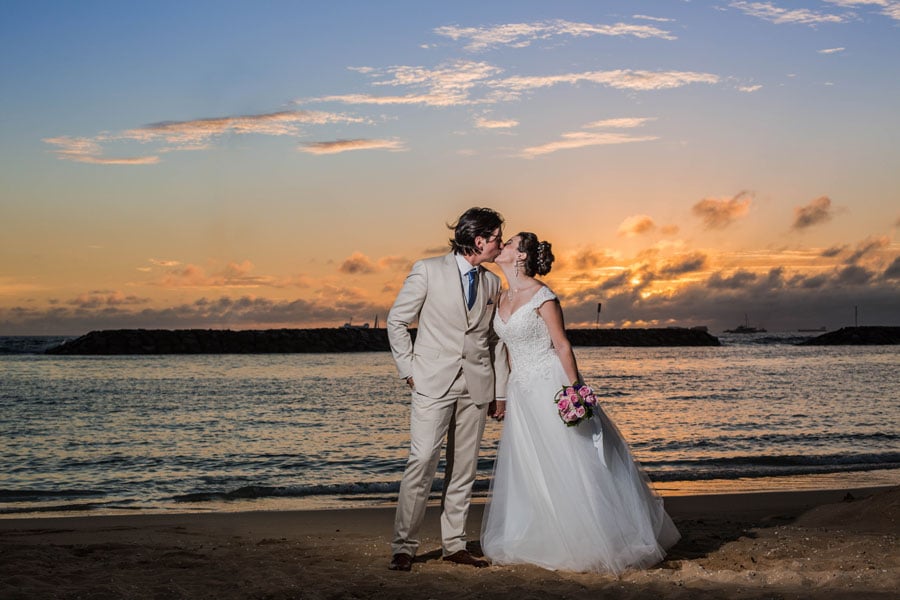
left=461, top=354, right=466, bottom=359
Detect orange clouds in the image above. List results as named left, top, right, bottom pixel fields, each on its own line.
left=618, top=215, right=656, bottom=237
left=154, top=261, right=310, bottom=289
left=692, top=191, right=753, bottom=229
left=338, top=253, right=412, bottom=274
left=793, top=196, right=833, bottom=230
left=339, top=252, right=378, bottom=274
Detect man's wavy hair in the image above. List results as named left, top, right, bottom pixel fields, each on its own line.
left=448, top=207, right=504, bottom=256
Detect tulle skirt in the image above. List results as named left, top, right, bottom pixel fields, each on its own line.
left=481, top=358, right=680, bottom=574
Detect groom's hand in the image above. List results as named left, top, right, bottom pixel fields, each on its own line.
left=490, top=399, right=506, bottom=421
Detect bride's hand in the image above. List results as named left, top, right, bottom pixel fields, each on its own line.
left=490, top=399, right=507, bottom=421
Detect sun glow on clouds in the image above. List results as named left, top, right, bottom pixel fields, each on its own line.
left=521, top=117, right=658, bottom=158
left=299, top=139, right=406, bottom=154
left=692, top=192, right=753, bottom=229
left=618, top=215, right=657, bottom=237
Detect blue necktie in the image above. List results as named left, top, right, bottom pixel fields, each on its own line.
left=466, top=268, right=478, bottom=310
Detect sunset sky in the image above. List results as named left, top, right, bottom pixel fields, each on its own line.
left=2, top=0, right=898, bottom=335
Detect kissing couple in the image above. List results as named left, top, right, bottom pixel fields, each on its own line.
left=386, top=207, right=680, bottom=574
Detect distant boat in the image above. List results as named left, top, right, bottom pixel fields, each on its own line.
left=725, top=315, right=767, bottom=334
left=341, top=318, right=370, bottom=329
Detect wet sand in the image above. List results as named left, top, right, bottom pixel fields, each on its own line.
left=1, top=486, right=897, bottom=599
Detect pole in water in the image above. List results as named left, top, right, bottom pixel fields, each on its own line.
left=596, top=302, right=602, bottom=328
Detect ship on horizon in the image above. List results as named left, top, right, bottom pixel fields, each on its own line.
left=725, top=315, right=767, bottom=334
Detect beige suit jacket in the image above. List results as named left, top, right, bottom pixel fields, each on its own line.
left=387, top=253, right=508, bottom=405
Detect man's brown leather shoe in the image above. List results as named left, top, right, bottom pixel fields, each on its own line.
left=389, top=552, right=413, bottom=571
left=442, top=550, right=489, bottom=568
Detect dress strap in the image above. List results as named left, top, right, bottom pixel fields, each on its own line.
left=528, top=285, right=557, bottom=310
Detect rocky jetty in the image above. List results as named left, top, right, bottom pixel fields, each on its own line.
left=801, top=326, right=900, bottom=345
left=45, top=328, right=392, bottom=355
left=45, top=326, right=720, bottom=355
left=567, top=328, right=719, bottom=347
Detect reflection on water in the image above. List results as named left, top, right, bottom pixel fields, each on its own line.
left=1, top=344, right=898, bottom=516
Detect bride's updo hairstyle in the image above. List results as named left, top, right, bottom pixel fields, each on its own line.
left=517, top=232, right=554, bottom=277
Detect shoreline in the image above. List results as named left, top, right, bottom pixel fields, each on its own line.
left=2, top=486, right=897, bottom=599
left=0, top=485, right=893, bottom=526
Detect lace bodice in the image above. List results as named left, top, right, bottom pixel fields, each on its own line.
left=494, top=286, right=558, bottom=384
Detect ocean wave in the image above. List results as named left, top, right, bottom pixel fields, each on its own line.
left=0, top=488, right=108, bottom=502
left=172, top=481, right=405, bottom=503
left=0, top=336, right=74, bottom=354
left=641, top=451, right=900, bottom=481
left=639, top=432, right=899, bottom=453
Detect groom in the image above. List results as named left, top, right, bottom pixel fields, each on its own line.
left=387, top=207, right=508, bottom=571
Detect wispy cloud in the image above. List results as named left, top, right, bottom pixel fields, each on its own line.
left=124, top=110, right=362, bottom=147
left=309, top=61, right=502, bottom=107
left=521, top=116, right=658, bottom=158
left=729, top=1, right=851, bottom=25
left=43, top=136, right=159, bottom=165
left=584, top=117, right=657, bottom=129
left=793, top=196, right=834, bottom=230
left=434, top=19, right=675, bottom=52
left=45, top=110, right=364, bottom=165
left=298, top=138, right=406, bottom=155
left=494, top=69, right=720, bottom=95
left=310, top=64, right=718, bottom=111
left=633, top=15, right=674, bottom=23
left=824, top=0, right=900, bottom=19
left=474, top=116, right=519, bottom=129
left=819, top=47, right=846, bottom=54
left=521, top=131, right=657, bottom=158
left=738, top=84, right=763, bottom=92
left=692, top=192, right=753, bottom=229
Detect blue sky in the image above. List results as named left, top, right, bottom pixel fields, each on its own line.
left=1, top=1, right=898, bottom=334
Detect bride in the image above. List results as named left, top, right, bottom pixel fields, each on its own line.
left=481, top=232, right=680, bottom=574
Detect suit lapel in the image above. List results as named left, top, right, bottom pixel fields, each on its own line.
left=442, top=253, right=468, bottom=327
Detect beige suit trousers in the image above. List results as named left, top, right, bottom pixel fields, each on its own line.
left=391, top=371, right=488, bottom=557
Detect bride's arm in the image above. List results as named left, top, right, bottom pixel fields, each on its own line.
left=538, top=299, right=581, bottom=385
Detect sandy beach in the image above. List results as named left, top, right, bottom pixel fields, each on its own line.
left=1, top=485, right=897, bottom=599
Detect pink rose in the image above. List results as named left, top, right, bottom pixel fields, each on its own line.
left=578, top=386, right=591, bottom=397
left=557, top=397, right=571, bottom=412
left=575, top=406, right=586, bottom=419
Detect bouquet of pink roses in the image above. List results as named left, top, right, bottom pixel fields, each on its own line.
left=554, top=383, right=598, bottom=427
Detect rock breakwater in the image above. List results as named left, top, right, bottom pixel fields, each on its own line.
left=45, top=327, right=721, bottom=354
left=802, top=326, right=900, bottom=345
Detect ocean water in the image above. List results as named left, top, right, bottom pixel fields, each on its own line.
left=1, top=334, right=898, bottom=517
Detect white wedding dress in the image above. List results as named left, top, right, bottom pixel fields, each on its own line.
left=481, top=286, right=680, bottom=573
